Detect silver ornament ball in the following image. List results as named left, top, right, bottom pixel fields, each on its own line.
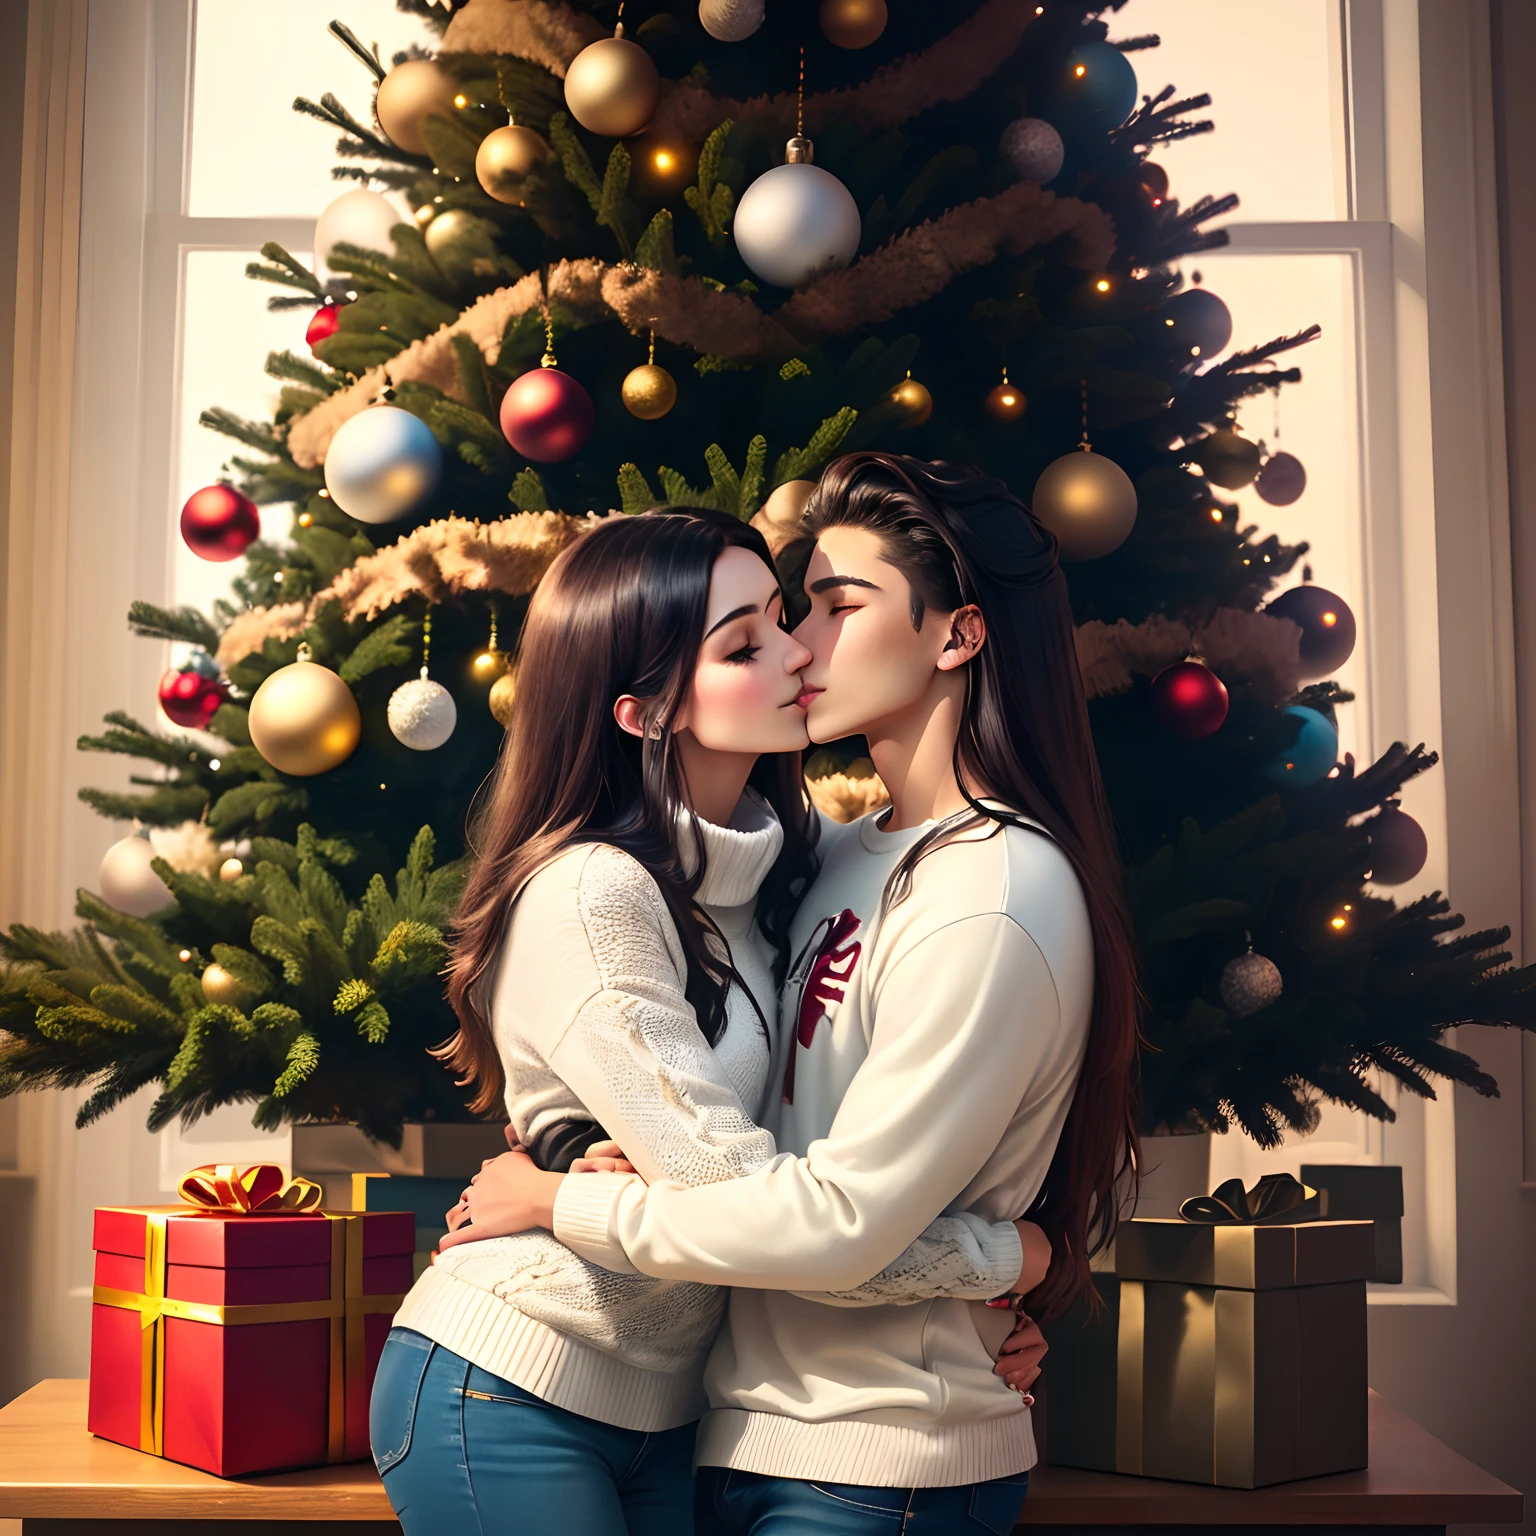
left=699, top=0, right=764, bottom=40
left=733, top=154, right=862, bottom=289
left=1219, top=950, right=1284, bottom=1017
left=324, top=405, right=442, bottom=524
left=1000, top=117, right=1065, bottom=184
left=387, top=670, right=458, bottom=751
left=99, top=833, right=171, bottom=918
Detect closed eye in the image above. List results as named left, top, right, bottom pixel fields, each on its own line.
left=829, top=604, right=858, bottom=616
left=725, top=644, right=761, bottom=665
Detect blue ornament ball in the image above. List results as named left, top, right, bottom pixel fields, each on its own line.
left=1062, top=41, right=1138, bottom=125
left=1163, top=287, right=1232, bottom=360
left=1264, top=705, right=1339, bottom=787
left=324, top=405, right=443, bottom=525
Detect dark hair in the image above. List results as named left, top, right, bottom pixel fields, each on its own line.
left=804, top=451, right=1142, bottom=1323
left=437, top=508, right=817, bottom=1116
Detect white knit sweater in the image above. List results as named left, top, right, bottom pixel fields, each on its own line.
left=392, top=794, right=1025, bottom=1432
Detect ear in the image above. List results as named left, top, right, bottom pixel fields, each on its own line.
left=936, top=604, right=986, bottom=671
left=614, top=694, right=666, bottom=740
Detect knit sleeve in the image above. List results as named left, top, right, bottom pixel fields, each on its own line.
left=796, top=1212, right=1023, bottom=1306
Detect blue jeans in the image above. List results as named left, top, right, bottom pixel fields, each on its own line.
left=370, top=1326, right=697, bottom=1536
left=697, top=1465, right=1031, bottom=1535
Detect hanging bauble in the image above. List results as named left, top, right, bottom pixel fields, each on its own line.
left=699, top=0, right=764, bottom=41
left=564, top=25, right=660, bottom=137
left=999, top=117, right=1065, bottom=184
left=1061, top=41, right=1139, bottom=126
left=1193, top=426, right=1261, bottom=489
left=200, top=963, right=250, bottom=1010
left=1255, top=450, right=1308, bottom=506
left=472, top=646, right=508, bottom=683
left=1163, top=288, right=1232, bottom=360
left=247, top=644, right=362, bottom=776
left=1264, top=705, right=1338, bottom=787
left=622, top=362, right=678, bottom=420
left=179, top=483, right=259, bottom=562
left=219, top=856, right=245, bottom=883
left=1266, top=583, right=1356, bottom=678
left=819, top=0, right=887, bottom=48
left=314, top=189, right=402, bottom=281
left=1219, top=948, right=1283, bottom=1017
left=984, top=376, right=1027, bottom=421
left=158, top=658, right=229, bottom=730
left=500, top=365, right=595, bottom=462
left=488, top=671, right=517, bottom=727
left=733, top=136, right=862, bottom=289
left=1150, top=659, right=1229, bottom=739
left=388, top=668, right=458, bottom=751
left=1032, top=448, right=1138, bottom=560
left=1364, top=800, right=1428, bottom=885
left=306, top=302, right=343, bottom=351
left=99, top=832, right=171, bottom=918
left=423, top=208, right=484, bottom=265
left=1138, top=161, right=1169, bottom=204
left=475, top=123, right=549, bottom=203
left=323, top=405, right=442, bottom=524
left=750, top=477, right=817, bottom=558
left=374, top=59, right=459, bottom=157
left=889, top=373, right=933, bottom=427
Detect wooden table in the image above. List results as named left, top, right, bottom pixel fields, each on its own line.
left=0, top=1380, right=1523, bottom=1533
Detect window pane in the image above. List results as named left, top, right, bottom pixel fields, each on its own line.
left=187, top=0, right=435, bottom=218
left=1124, top=0, right=1343, bottom=223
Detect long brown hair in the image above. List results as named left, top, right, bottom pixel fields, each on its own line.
left=804, top=452, right=1142, bottom=1322
left=437, top=508, right=817, bottom=1116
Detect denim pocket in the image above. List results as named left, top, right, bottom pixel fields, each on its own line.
left=967, top=1472, right=1030, bottom=1534
left=369, top=1328, right=434, bottom=1476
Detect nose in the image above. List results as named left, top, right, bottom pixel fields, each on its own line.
left=783, top=629, right=813, bottom=672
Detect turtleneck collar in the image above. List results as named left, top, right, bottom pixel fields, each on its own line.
left=676, top=789, right=784, bottom=908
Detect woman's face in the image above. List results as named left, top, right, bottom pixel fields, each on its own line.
left=674, top=544, right=813, bottom=754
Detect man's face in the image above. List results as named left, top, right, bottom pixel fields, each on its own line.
left=791, top=526, right=958, bottom=744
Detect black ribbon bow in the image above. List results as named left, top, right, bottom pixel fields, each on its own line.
left=1178, top=1171, right=1325, bottom=1225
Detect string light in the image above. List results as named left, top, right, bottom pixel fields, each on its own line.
left=297, top=511, right=313, bottom=528
left=1095, top=277, right=1111, bottom=293
left=1074, top=63, right=1087, bottom=77
left=208, top=758, right=221, bottom=771
left=178, top=949, right=192, bottom=963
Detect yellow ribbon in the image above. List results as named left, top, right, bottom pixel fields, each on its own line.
left=176, top=1161, right=324, bottom=1215
left=94, top=1208, right=403, bottom=1459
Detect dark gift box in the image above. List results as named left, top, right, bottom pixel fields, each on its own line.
left=1043, top=1216, right=1374, bottom=1488
left=1301, top=1162, right=1404, bottom=1283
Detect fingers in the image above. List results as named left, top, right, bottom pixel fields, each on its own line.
left=503, top=1124, right=522, bottom=1152
left=583, top=1139, right=625, bottom=1159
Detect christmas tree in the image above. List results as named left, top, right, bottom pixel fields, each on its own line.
left=4, top=0, right=1535, bottom=1149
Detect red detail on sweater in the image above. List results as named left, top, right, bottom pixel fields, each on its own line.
left=783, top=908, right=862, bottom=1104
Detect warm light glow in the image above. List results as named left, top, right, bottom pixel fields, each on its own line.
left=1095, top=278, right=1111, bottom=292
left=1190, top=345, right=1201, bottom=356
left=1165, top=318, right=1175, bottom=327
left=208, top=758, right=221, bottom=771
left=1210, top=507, right=1223, bottom=522
left=453, top=93, right=467, bottom=108
left=1000, top=390, right=1017, bottom=406
left=379, top=782, right=387, bottom=790
left=1322, top=611, right=1337, bottom=626
left=654, top=150, right=675, bottom=171
left=297, top=511, right=313, bottom=528
left=1075, top=64, right=1087, bottom=77
left=318, top=488, right=330, bottom=498
left=1343, top=903, right=1353, bottom=911
left=1330, top=915, right=1347, bottom=930
left=179, top=949, right=192, bottom=962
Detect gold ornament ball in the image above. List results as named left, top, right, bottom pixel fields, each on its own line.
left=375, top=59, right=459, bottom=157
left=201, top=963, right=249, bottom=1009
left=820, top=0, right=888, bottom=48
left=488, top=671, right=517, bottom=727
left=749, top=478, right=816, bottom=558
left=985, top=381, right=1027, bottom=421
left=564, top=34, right=660, bottom=138
left=475, top=124, right=549, bottom=204
left=248, top=657, right=362, bottom=776
left=1031, top=448, right=1139, bottom=560
left=424, top=207, right=480, bottom=261
left=218, top=856, right=244, bottom=883
left=472, top=647, right=509, bottom=683
left=622, top=362, right=678, bottom=420
left=890, top=375, right=933, bottom=427
left=1194, top=426, right=1262, bottom=490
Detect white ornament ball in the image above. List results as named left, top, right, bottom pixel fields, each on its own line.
left=388, top=670, right=458, bottom=751
left=314, top=189, right=404, bottom=281
left=700, top=0, right=764, bottom=40
left=733, top=162, right=862, bottom=289
left=99, top=833, right=172, bottom=917
left=1219, top=949, right=1284, bottom=1018
left=324, top=406, right=442, bottom=524
left=1000, top=117, right=1065, bottom=184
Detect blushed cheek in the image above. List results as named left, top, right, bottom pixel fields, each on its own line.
left=691, top=669, right=774, bottom=743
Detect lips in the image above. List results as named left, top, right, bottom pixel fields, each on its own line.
left=795, top=687, right=824, bottom=709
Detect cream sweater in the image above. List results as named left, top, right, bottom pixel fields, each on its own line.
left=554, top=806, right=1094, bottom=1481
left=392, top=795, right=1025, bottom=1432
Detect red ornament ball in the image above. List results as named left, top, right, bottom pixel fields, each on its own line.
left=1254, top=450, right=1308, bottom=506
left=1151, top=659, right=1229, bottom=739
left=158, top=662, right=228, bottom=729
left=499, top=366, right=595, bottom=463
left=1138, top=161, right=1169, bottom=204
left=179, top=484, right=260, bottom=562
left=306, top=302, right=343, bottom=351
left=1365, top=801, right=1428, bottom=885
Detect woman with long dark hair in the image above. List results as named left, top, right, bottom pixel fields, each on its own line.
left=369, top=505, right=1050, bottom=1536
left=459, top=454, right=1142, bottom=1535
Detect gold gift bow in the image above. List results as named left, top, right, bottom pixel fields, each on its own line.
left=92, top=1209, right=404, bottom=1460
left=1177, top=1171, right=1324, bottom=1226
left=176, top=1161, right=324, bottom=1215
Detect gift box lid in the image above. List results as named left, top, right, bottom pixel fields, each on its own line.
left=1300, top=1162, right=1405, bottom=1219
left=92, top=1205, right=415, bottom=1269
left=1116, top=1217, right=1375, bottom=1290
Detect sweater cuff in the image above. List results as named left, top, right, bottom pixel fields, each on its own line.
left=552, top=1172, right=641, bottom=1274
left=980, top=1218, right=1025, bottom=1298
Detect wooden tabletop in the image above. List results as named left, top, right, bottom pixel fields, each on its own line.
left=0, top=1380, right=1523, bottom=1526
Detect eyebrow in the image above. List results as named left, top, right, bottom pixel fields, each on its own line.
left=809, top=574, right=882, bottom=595
left=705, top=590, right=782, bottom=639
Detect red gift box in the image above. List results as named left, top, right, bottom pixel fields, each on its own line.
left=87, top=1164, right=414, bottom=1477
